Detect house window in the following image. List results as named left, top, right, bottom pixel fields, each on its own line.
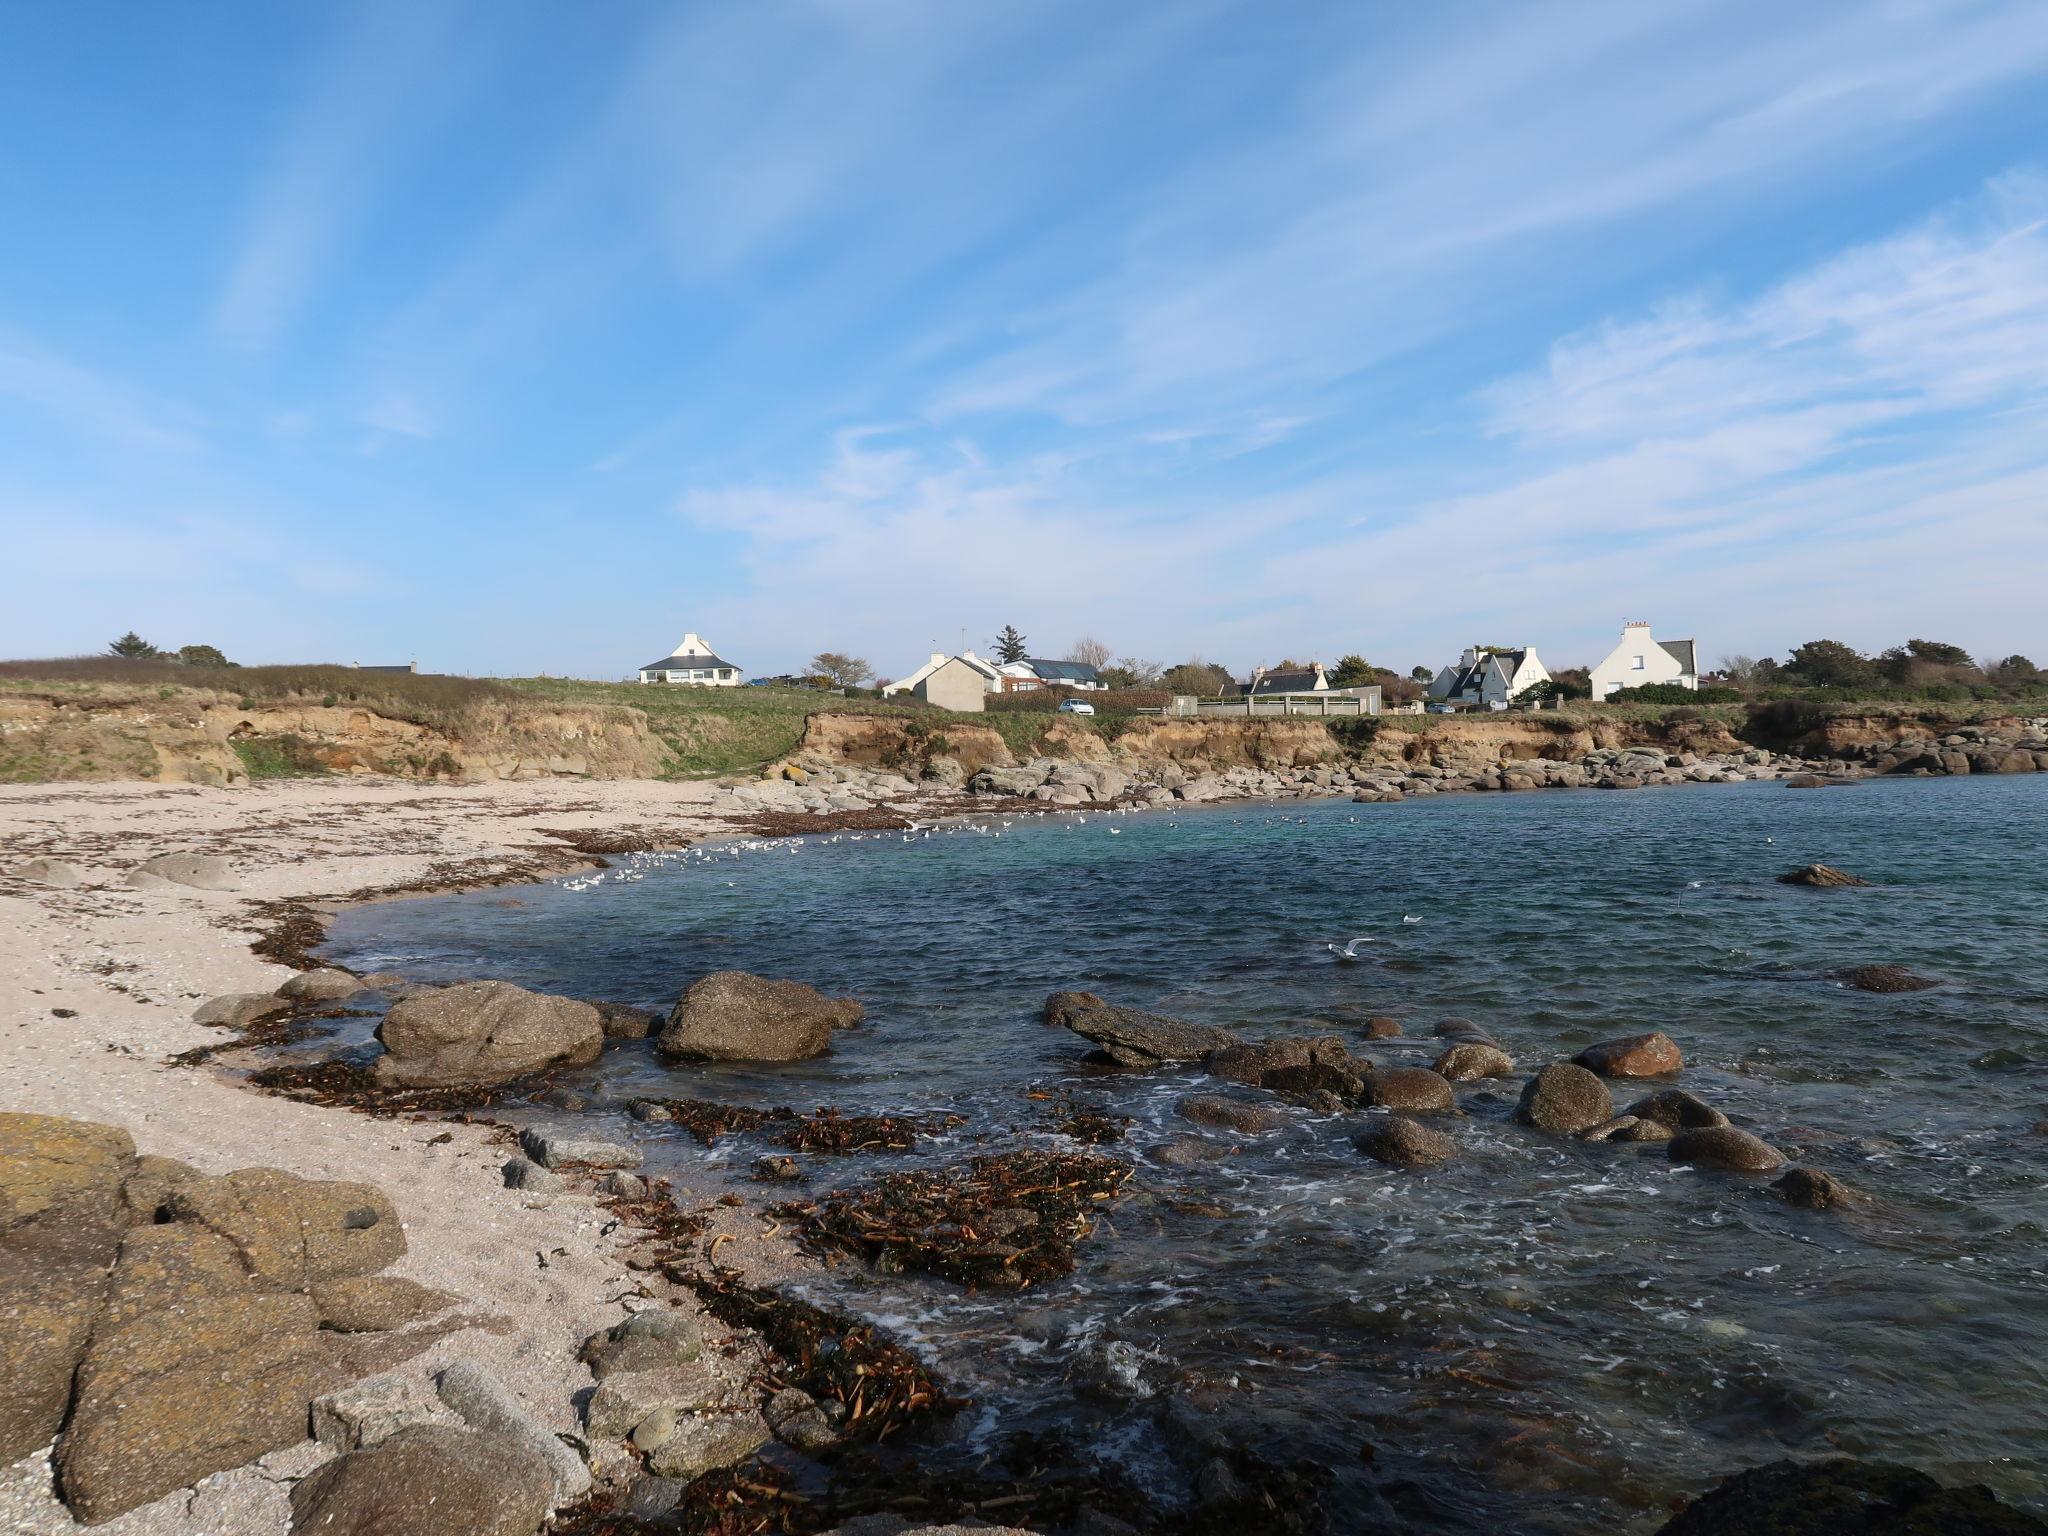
left=1632, top=655, right=1645, bottom=669
left=719, top=669, right=733, bottom=679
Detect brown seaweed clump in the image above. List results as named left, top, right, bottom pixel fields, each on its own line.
left=772, top=1108, right=966, bottom=1156
left=778, top=1151, right=1132, bottom=1290
left=244, top=1058, right=526, bottom=1115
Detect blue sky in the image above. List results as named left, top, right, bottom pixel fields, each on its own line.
left=4, top=1, right=2048, bottom=681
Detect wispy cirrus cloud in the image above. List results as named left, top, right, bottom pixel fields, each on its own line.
left=0, top=333, right=202, bottom=453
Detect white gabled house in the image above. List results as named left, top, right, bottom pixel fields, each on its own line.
left=637, top=633, right=743, bottom=686
left=880, top=651, right=1002, bottom=711
left=1590, top=621, right=1698, bottom=700
left=1426, top=646, right=1551, bottom=709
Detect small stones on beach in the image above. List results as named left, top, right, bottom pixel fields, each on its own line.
left=1353, top=1115, right=1457, bottom=1168
left=1774, top=1166, right=1855, bottom=1209
left=597, top=1171, right=648, bottom=1200
left=1827, top=963, right=1941, bottom=994
left=1668, top=1126, right=1787, bottom=1173
left=1515, top=1064, right=1614, bottom=1135
left=1433, top=1042, right=1514, bottom=1081
left=628, top=1098, right=675, bottom=1122
left=374, top=980, right=604, bottom=1088
left=502, top=1157, right=564, bottom=1193
left=277, top=968, right=364, bottom=1002
left=289, top=1424, right=554, bottom=1536
left=1626, top=1090, right=1729, bottom=1131
left=1573, top=1032, right=1684, bottom=1078
left=13, top=857, right=82, bottom=887
left=753, top=1155, right=804, bottom=1182
left=1359, top=1067, right=1456, bottom=1114
left=765, top=1386, right=841, bottom=1452
left=1177, top=1094, right=1288, bottom=1135
left=192, top=991, right=292, bottom=1028
left=658, top=970, right=863, bottom=1062
left=128, top=853, right=237, bottom=890
left=1777, top=864, right=1869, bottom=887
left=644, top=1411, right=772, bottom=1481
left=518, top=1127, right=640, bottom=1170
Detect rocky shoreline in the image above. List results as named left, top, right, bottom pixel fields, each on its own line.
left=6, top=772, right=2048, bottom=1534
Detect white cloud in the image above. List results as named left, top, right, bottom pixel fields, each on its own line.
left=0, top=333, right=202, bottom=453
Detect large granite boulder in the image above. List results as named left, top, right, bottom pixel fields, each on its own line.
left=0, top=1232, right=115, bottom=1464
left=1669, top=1126, right=1786, bottom=1173
left=1432, top=1042, right=1514, bottom=1081
left=289, top=1425, right=554, bottom=1536
left=658, top=971, right=863, bottom=1063
left=57, top=1291, right=333, bottom=1523
left=374, top=980, right=603, bottom=1086
left=1515, top=1064, right=1613, bottom=1135
left=1354, top=1116, right=1457, bottom=1169
left=165, top=1167, right=405, bottom=1288
left=1046, top=992, right=1239, bottom=1068
left=0, top=1112, right=134, bottom=1229
left=1625, top=1090, right=1729, bottom=1131
left=1654, top=1457, right=2048, bottom=1535
left=1358, top=1067, right=1456, bottom=1113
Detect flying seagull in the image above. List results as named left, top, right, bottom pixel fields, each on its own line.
left=1328, top=937, right=1375, bottom=959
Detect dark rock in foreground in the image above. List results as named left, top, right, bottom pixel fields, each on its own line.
left=374, top=980, right=603, bottom=1087
left=1049, top=991, right=1238, bottom=1068
left=1778, top=864, right=1869, bottom=888
left=1574, top=1031, right=1683, bottom=1078
left=1654, top=1457, right=2048, bottom=1535
left=1828, top=964, right=1941, bottom=994
left=1359, top=1067, right=1456, bottom=1113
left=1627, top=1089, right=1729, bottom=1131
left=1516, top=1063, right=1613, bottom=1135
left=1775, top=1167, right=1855, bottom=1210
left=659, top=970, right=863, bottom=1062
left=289, top=1424, right=554, bottom=1536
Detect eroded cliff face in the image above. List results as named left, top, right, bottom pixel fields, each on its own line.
left=0, top=690, right=663, bottom=785
left=789, top=712, right=1016, bottom=776
left=1109, top=717, right=1341, bottom=770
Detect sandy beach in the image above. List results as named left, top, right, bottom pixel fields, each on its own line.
left=0, top=776, right=819, bottom=1534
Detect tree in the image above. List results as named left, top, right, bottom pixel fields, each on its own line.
left=1066, top=636, right=1113, bottom=670
left=1100, top=656, right=1161, bottom=690
left=1988, top=654, right=2039, bottom=688
left=808, top=652, right=873, bottom=688
left=106, top=632, right=158, bottom=659
left=1328, top=654, right=1374, bottom=688
left=1719, top=654, right=1760, bottom=685
left=1409, top=665, right=1433, bottom=682
left=1783, top=639, right=1875, bottom=689
left=1905, top=638, right=1976, bottom=670
left=175, top=644, right=232, bottom=668
left=991, top=626, right=1028, bottom=665
left=1161, top=659, right=1235, bottom=696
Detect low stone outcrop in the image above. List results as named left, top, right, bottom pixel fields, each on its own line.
left=1653, top=1457, right=2048, bottom=1536
left=278, top=968, right=364, bottom=1002
left=129, top=852, right=238, bottom=890
left=1777, top=864, right=1869, bottom=887
left=0, top=1112, right=134, bottom=1227
left=1353, top=1116, right=1457, bottom=1168
left=436, top=1361, right=590, bottom=1506
left=313, top=1275, right=457, bottom=1333
left=1177, top=1094, right=1288, bottom=1135
left=165, top=1167, right=405, bottom=1288
left=1515, top=1064, right=1613, bottom=1135
left=1433, top=1042, right=1514, bottom=1081
left=290, top=1424, right=554, bottom=1536
left=1828, top=963, right=1940, bottom=993
left=374, top=980, right=604, bottom=1087
left=658, top=970, right=862, bottom=1063
left=1358, top=1067, right=1456, bottom=1113
left=1775, top=1167, right=1856, bottom=1210
left=1048, top=992, right=1239, bottom=1068
left=13, top=856, right=82, bottom=886
left=1573, top=1032, right=1683, bottom=1078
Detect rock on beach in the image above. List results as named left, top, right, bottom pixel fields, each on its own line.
left=1515, top=1064, right=1613, bottom=1135
left=373, top=979, right=604, bottom=1087
left=1573, top=1032, right=1683, bottom=1078
left=658, top=970, right=863, bottom=1062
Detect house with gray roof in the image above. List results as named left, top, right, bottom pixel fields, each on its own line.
left=1242, top=662, right=1329, bottom=696
left=1427, top=645, right=1551, bottom=709
left=996, top=658, right=1107, bottom=691
left=1589, top=621, right=1698, bottom=700
left=637, top=632, right=743, bottom=686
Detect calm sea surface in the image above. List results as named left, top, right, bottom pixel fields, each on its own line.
left=317, top=776, right=2048, bottom=1532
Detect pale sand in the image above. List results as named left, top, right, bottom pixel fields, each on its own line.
left=0, top=776, right=826, bottom=1534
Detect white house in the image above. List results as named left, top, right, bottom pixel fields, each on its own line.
left=1590, top=621, right=1698, bottom=700
left=881, top=651, right=1002, bottom=709
left=637, top=633, right=743, bottom=686
left=995, top=659, right=1107, bottom=692
left=1427, top=646, right=1551, bottom=709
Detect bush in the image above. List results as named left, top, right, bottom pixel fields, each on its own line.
left=1603, top=683, right=1744, bottom=704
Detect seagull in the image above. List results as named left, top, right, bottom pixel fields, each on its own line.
left=1688, top=880, right=1703, bottom=889
left=1401, top=915, right=1422, bottom=925
left=1328, top=937, right=1375, bottom=959
left=1108, top=827, right=1121, bottom=835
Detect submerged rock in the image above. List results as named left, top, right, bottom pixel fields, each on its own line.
left=1353, top=1115, right=1457, bottom=1169
left=658, top=970, right=862, bottom=1062
left=1828, top=963, right=1940, bottom=994
left=1573, top=1032, right=1683, bottom=1078
left=1515, top=1064, right=1613, bottom=1135
left=1774, top=1166, right=1855, bottom=1210
left=1359, top=1067, right=1456, bottom=1113
left=1433, top=1042, right=1514, bottom=1081
left=1177, top=1094, right=1288, bottom=1135
left=1653, top=1457, right=2048, bottom=1536
left=1777, top=864, right=1869, bottom=887
left=1669, top=1126, right=1786, bottom=1173
left=374, top=980, right=603, bottom=1087
left=1580, top=1115, right=1672, bottom=1144
left=1049, top=992, right=1239, bottom=1068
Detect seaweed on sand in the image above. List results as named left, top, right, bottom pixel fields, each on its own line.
left=243, top=1058, right=532, bottom=1115
left=775, top=1150, right=1133, bottom=1290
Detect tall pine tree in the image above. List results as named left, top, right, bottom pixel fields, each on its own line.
left=992, top=625, right=1028, bottom=664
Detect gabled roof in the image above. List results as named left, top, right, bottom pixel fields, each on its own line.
left=641, top=653, right=738, bottom=672
left=1246, top=669, right=1322, bottom=695
left=1025, top=658, right=1102, bottom=684
left=1434, top=649, right=1525, bottom=699
left=1656, top=639, right=1697, bottom=675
